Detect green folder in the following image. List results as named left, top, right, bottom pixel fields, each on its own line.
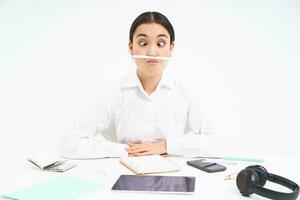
left=2, top=176, right=105, bottom=200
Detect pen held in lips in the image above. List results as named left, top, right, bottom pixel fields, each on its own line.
left=131, top=55, right=171, bottom=60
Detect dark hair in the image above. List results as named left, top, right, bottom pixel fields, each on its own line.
left=129, top=12, right=175, bottom=43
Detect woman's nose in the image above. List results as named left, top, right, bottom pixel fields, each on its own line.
left=146, top=44, right=158, bottom=56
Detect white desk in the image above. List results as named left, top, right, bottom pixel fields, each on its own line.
left=1, top=153, right=299, bottom=200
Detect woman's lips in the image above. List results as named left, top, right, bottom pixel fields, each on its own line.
left=146, top=59, right=159, bottom=64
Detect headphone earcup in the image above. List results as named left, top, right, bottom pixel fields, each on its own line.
left=246, top=165, right=268, bottom=186
left=236, top=168, right=260, bottom=196
left=237, top=165, right=299, bottom=200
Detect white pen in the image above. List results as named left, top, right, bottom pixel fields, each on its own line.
left=131, top=55, right=171, bottom=60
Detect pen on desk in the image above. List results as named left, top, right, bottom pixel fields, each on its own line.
left=44, top=160, right=65, bottom=170
left=197, top=156, right=264, bottom=163
left=43, top=161, right=60, bottom=170
left=223, top=156, right=264, bottom=163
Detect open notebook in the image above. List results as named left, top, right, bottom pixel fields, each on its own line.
left=120, top=155, right=180, bottom=175
left=27, top=155, right=76, bottom=172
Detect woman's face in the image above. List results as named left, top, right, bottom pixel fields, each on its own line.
left=129, top=23, right=174, bottom=77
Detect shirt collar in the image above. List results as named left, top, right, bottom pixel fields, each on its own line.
left=159, top=70, right=176, bottom=90
left=120, top=70, right=176, bottom=90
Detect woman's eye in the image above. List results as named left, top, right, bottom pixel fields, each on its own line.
left=138, top=41, right=147, bottom=47
left=157, top=42, right=166, bottom=47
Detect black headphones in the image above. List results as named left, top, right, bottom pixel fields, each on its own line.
left=236, top=165, right=299, bottom=200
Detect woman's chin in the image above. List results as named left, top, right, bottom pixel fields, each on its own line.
left=144, top=69, right=162, bottom=77
left=137, top=65, right=165, bottom=77
left=146, top=65, right=164, bottom=74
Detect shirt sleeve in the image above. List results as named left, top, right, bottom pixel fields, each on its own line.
left=59, top=87, right=128, bottom=159
left=166, top=91, right=227, bottom=158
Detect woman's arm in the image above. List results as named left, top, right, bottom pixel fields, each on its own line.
left=166, top=93, right=227, bottom=158
left=59, top=113, right=128, bottom=159
left=59, top=89, right=128, bottom=159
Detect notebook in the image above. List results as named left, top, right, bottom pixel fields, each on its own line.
left=120, top=155, right=180, bottom=175
left=27, top=156, right=76, bottom=172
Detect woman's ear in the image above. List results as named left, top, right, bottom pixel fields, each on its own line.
left=170, top=42, right=175, bottom=54
left=128, top=41, right=133, bottom=55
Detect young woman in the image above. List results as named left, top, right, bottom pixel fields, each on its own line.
left=60, top=12, right=225, bottom=158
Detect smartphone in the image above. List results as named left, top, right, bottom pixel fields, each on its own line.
left=187, top=159, right=226, bottom=173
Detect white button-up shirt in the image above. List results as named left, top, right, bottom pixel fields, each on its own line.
left=60, top=71, right=225, bottom=159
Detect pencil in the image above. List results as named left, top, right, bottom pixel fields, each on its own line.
left=131, top=55, right=171, bottom=60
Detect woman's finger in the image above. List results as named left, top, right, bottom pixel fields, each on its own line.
left=128, top=147, right=150, bottom=154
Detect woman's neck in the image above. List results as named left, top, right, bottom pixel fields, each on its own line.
left=137, top=72, right=162, bottom=95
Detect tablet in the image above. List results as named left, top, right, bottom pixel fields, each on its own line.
left=111, top=175, right=195, bottom=194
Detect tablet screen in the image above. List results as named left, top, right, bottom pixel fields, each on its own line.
left=112, top=175, right=195, bottom=194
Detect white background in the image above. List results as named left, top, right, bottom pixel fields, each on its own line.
left=0, top=0, right=299, bottom=157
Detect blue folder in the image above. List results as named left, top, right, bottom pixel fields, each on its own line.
left=2, top=176, right=105, bottom=200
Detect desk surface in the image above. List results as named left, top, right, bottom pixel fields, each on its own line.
left=1, top=154, right=299, bottom=200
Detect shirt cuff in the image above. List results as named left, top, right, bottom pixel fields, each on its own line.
left=166, top=137, right=181, bottom=156
left=108, top=142, right=129, bottom=157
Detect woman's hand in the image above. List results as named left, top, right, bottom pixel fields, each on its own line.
left=126, top=140, right=167, bottom=156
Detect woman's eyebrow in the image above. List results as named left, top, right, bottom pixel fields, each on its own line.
left=135, top=33, right=169, bottom=38
left=136, top=33, right=147, bottom=38
left=157, top=34, right=169, bottom=38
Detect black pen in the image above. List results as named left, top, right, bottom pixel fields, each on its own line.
left=44, top=160, right=64, bottom=170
